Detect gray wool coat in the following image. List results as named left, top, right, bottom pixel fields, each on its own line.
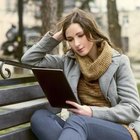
left=21, top=32, right=140, bottom=139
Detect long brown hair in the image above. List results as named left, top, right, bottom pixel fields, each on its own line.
left=57, top=8, right=115, bottom=49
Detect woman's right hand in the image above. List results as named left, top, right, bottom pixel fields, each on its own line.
left=52, top=30, right=64, bottom=42
left=66, top=101, right=93, bottom=117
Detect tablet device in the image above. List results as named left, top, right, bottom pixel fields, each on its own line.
left=32, top=68, right=78, bottom=108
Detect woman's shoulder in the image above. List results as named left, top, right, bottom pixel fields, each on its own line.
left=112, top=49, right=130, bottom=64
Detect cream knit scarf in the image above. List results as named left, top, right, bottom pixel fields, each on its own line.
left=75, top=41, right=112, bottom=81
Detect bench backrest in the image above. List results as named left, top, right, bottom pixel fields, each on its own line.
left=0, top=59, right=49, bottom=140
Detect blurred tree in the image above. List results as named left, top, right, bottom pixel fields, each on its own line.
left=107, top=0, right=123, bottom=51
left=41, top=0, right=64, bottom=54
left=57, top=0, right=64, bottom=19
left=41, top=0, right=58, bottom=34
left=80, top=0, right=91, bottom=11
left=16, top=0, right=24, bottom=61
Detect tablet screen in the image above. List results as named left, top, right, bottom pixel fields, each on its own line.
left=32, top=68, right=78, bottom=108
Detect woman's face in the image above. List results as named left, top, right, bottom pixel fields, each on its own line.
left=65, top=23, right=94, bottom=56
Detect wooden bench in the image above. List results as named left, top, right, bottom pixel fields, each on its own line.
left=0, top=58, right=58, bottom=140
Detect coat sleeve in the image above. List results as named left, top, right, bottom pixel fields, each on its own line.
left=91, top=55, right=140, bottom=124
left=21, top=32, right=64, bottom=69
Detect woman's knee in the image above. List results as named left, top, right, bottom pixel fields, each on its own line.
left=31, top=109, right=51, bottom=126
left=65, top=115, right=87, bottom=128
left=64, top=115, right=101, bottom=131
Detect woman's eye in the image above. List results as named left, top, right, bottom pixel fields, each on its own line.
left=67, top=38, right=73, bottom=42
left=78, top=34, right=84, bottom=37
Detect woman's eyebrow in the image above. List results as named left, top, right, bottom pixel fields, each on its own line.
left=66, top=31, right=84, bottom=38
left=66, top=36, right=72, bottom=39
left=76, top=31, right=83, bottom=35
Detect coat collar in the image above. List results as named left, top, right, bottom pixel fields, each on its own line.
left=99, top=49, right=121, bottom=98
left=66, top=48, right=122, bottom=99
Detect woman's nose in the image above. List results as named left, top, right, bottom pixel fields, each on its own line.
left=74, top=39, right=80, bottom=47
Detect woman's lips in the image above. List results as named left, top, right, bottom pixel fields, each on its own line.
left=77, top=48, right=84, bottom=53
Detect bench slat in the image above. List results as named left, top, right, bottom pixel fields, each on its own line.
left=0, top=127, right=37, bottom=140
left=0, top=76, right=36, bottom=86
left=0, top=85, right=45, bottom=106
left=0, top=101, right=48, bottom=130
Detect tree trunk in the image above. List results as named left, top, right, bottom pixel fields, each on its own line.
left=80, top=0, right=91, bottom=11
left=107, top=0, right=123, bottom=51
left=41, top=0, right=58, bottom=34
left=41, top=0, right=59, bottom=54
left=57, top=0, right=64, bottom=19
left=16, top=0, right=24, bottom=61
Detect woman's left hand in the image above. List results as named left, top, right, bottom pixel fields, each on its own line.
left=66, top=100, right=92, bottom=117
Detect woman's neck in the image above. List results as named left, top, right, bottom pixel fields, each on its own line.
left=88, top=44, right=98, bottom=61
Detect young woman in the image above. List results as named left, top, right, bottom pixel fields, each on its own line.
left=21, top=8, right=140, bottom=140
